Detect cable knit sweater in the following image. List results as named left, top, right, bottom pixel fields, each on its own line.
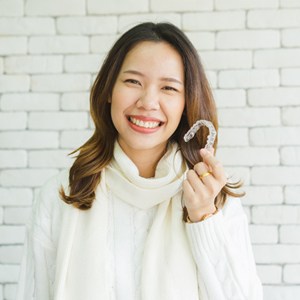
left=16, top=144, right=263, bottom=300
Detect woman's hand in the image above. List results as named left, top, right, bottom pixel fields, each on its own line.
left=183, top=148, right=227, bottom=222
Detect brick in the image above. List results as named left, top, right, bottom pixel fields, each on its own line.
left=90, top=35, right=118, bottom=54
left=280, top=226, right=300, bottom=244
left=252, top=167, right=300, bottom=185
left=151, top=0, right=212, bottom=12
left=88, top=0, right=148, bottom=14
left=217, top=30, right=280, bottom=49
left=0, top=208, right=3, bottom=224
left=0, top=169, right=59, bottom=187
left=0, top=75, right=30, bottom=93
left=213, top=89, right=246, bottom=108
left=0, top=188, right=32, bottom=206
left=0, top=58, right=3, bottom=74
left=29, top=36, right=89, bottom=54
left=1, top=93, right=60, bottom=111
left=257, top=265, right=282, bottom=284
left=0, top=226, right=25, bottom=244
left=219, top=70, right=280, bottom=88
left=4, top=55, right=63, bottom=74
left=64, top=55, right=104, bottom=73
left=206, top=71, right=217, bottom=88
left=88, top=115, right=95, bottom=129
left=4, top=207, right=31, bottom=225
left=281, top=0, right=300, bottom=7
left=225, top=167, right=250, bottom=185
left=282, top=29, right=300, bottom=46
left=250, top=127, right=300, bottom=146
left=219, top=107, right=280, bottom=127
left=254, top=49, right=300, bottom=68
left=254, top=245, right=300, bottom=263
left=248, top=9, right=300, bottom=28
left=264, top=285, right=300, bottom=300
left=118, top=14, right=181, bottom=33
left=61, top=93, right=89, bottom=111
left=0, top=37, right=26, bottom=55
left=243, top=186, right=283, bottom=205
left=25, top=0, right=85, bottom=16
left=249, top=225, right=278, bottom=244
left=285, top=186, right=300, bottom=204
left=0, top=265, right=20, bottom=283
left=57, top=16, right=117, bottom=34
left=282, top=108, right=300, bottom=126
left=31, top=74, right=91, bottom=92
left=28, top=112, right=88, bottom=130
left=0, top=17, right=55, bottom=35
left=183, top=11, right=245, bottom=31
left=60, top=130, right=93, bottom=149
left=248, top=88, right=300, bottom=106
left=0, top=246, right=23, bottom=264
left=218, top=128, right=249, bottom=146
left=201, top=51, right=252, bottom=70
left=0, top=0, right=23, bottom=16
left=0, top=151, right=27, bottom=168
left=185, top=32, right=215, bottom=50
left=29, top=150, right=74, bottom=168
left=0, top=113, right=27, bottom=130
left=4, top=284, right=17, bottom=300
left=0, top=131, right=59, bottom=149
left=284, top=265, right=300, bottom=283
left=282, top=69, right=300, bottom=86
left=215, top=0, right=279, bottom=10
left=218, top=147, right=279, bottom=166
left=252, top=205, right=300, bottom=224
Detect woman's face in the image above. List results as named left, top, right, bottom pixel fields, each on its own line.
left=111, top=41, right=185, bottom=157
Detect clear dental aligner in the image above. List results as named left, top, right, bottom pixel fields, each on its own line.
left=183, top=120, right=217, bottom=150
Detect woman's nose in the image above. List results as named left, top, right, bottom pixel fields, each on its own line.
left=136, top=89, right=160, bottom=110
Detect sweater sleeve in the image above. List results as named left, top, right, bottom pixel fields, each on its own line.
left=16, top=174, right=62, bottom=300
left=185, top=198, right=263, bottom=300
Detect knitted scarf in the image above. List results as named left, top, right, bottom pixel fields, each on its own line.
left=53, top=142, right=199, bottom=299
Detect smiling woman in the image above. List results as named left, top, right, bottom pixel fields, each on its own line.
left=111, top=41, right=185, bottom=177
left=16, top=22, right=263, bottom=300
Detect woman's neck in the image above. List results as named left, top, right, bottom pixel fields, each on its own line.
left=117, top=142, right=168, bottom=178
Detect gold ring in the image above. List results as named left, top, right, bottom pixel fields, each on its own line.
left=199, top=171, right=211, bottom=179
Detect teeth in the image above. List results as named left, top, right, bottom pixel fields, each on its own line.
left=130, top=117, right=160, bottom=129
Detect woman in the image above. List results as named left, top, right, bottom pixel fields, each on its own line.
left=17, top=22, right=263, bottom=300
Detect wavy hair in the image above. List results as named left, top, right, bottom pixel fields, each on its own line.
left=59, top=22, right=243, bottom=217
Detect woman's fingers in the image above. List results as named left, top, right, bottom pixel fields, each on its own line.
left=199, top=148, right=227, bottom=185
left=183, top=148, right=227, bottom=212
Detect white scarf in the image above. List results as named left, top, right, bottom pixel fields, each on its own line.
left=53, top=142, right=199, bottom=300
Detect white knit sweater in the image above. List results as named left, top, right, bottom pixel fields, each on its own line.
left=16, top=145, right=263, bottom=300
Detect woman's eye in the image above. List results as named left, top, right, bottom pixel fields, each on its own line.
left=163, top=86, right=178, bottom=92
left=125, top=79, right=141, bottom=85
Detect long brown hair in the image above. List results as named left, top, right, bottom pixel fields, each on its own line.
left=60, top=22, right=243, bottom=213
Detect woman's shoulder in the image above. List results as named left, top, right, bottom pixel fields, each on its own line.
left=33, top=169, right=70, bottom=218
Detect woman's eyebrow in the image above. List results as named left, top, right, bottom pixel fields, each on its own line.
left=123, top=70, right=182, bottom=85
left=160, top=77, right=183, bottom=85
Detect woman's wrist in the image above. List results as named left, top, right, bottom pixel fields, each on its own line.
left=186, top=205, right=218, bottom=223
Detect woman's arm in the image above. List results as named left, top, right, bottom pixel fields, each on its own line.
left=16, top=175, right=60, bottom=300
left=186, top=198, right=263, bottom=300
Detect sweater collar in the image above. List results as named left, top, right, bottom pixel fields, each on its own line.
left=105, top=141, right=188, bottom=209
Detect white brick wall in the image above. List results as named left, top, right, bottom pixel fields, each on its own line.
left=0, top=1, right=300, bottom=299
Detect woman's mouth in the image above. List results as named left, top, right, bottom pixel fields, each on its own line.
left=128, top=116, right=162, bottom=129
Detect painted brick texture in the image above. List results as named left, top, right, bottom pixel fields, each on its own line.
left=0, top=1, right=299, bottom=299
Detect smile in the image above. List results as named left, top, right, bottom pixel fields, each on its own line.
left=129, top=116, right=161, bottom=129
